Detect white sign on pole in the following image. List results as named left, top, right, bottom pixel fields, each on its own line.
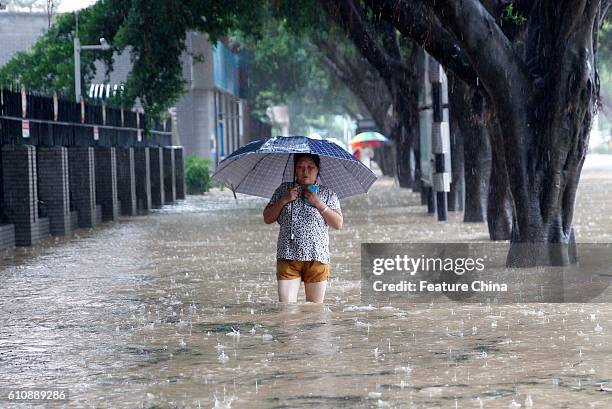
left=22, top=120, right=30, bottom=138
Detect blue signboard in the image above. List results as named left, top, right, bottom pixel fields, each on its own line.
left=213, top=42, right=240, bottom=96
left=218, top=122, right=225, bottom=158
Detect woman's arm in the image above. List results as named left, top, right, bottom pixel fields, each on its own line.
left=263, top=186, right=297, bottom=224
left=302, top=188, right=343, bottom=230
left=263, top=197, right=287, bottom=224
left=315, top=200, right=343, bottom=230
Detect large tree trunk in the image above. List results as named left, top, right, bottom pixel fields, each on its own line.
left=463, top=122, right=491, bottom=223
left=420, top=0, right=605, bottom=266
left=323, top=0, right=606, bottom=266
left=487, top=119, right=513, bottom=241
left=447, top=72, right=465, bottom=212
left=447, top=73, right=491, bottom=221
left=413, top=137, right=423, bottom=194
left=395, top=46, right=422, bottom=188
left=412, top=46, right=426, bottom=195
left=448, top=100, right=465, bottom=212
left=396, top=125, right=414, bottom=187
left=487, top=171, right=513, bottom=240
left=374, top=144, right=396, bottom=177
left=502, top=1, right=601, bottom=266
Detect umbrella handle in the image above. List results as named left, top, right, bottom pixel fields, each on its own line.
left=290, top=181, right=295, bottom=240
left=290, top=199, right=294, bottom=240
left=290, top=163, right=296, bottom=240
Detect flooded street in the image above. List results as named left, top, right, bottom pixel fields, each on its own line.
left=1, top=158, right=612, bottom=408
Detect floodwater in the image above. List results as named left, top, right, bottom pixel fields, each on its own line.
left=0, top=155, right=611, bottom=408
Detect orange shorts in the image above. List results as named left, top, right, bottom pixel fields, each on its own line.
left=276, top=259, right=330, bottom=283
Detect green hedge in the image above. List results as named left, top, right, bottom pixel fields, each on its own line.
left=185, top=155, right=211, bottom=194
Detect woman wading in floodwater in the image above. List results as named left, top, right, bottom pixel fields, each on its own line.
left=263, top=153, right=343, bottom=303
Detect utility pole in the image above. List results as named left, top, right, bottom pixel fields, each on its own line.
left=73, top=12, right=111, bottom=102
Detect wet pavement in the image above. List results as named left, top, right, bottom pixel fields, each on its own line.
left=0, top=156, right=611, bottom=408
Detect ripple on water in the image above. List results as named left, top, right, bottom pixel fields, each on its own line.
left=1, top=176, right=612, bottom=407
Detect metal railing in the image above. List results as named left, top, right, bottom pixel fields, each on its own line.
left=0, top=88, right=172, bottom=147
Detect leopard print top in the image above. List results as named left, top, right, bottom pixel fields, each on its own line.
left=267, top=182, right=340, bottom=264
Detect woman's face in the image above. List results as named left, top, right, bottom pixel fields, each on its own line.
left=295, top=157, right=319, bottom=185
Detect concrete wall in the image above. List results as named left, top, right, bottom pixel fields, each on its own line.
left=189, top=32, right=215, bottom=89
left=94, top=147, right=119, bottom=222
left=2, top=145, right=41, bottom=245
left=37, top=147, right=71, bottom=236
left=116, top=148, right=137, bottom=216
left=68, top=147, right=97, bottom=228
left=1, top=142, right=186, bottom=250
left=149, top=147, right=164, bottom=208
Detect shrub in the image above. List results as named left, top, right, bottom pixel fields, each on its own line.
left=185, top=155, right=211, bottom=194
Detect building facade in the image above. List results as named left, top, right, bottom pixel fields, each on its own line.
left=174, top=32, right=247, bottom=171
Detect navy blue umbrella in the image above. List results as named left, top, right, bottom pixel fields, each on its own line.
left=212, top=135, right=377, bottom=240
left=212, top=136, right=377, bottom=200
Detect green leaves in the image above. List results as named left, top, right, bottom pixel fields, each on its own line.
left=233, top=3, right=362, bottom=133
left=0, top=0, right=362, bottom=130
left=0, top=0, right=257, bottom=116
left=501, top=3, right=527, bottom=26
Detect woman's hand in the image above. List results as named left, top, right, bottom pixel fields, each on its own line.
left=302, top=188, right=321, bottom=206
left=305, top=190, right=343, bottom=230
left=264, top=185, right=298, bottom=224
left=282, top=186, right=299, bottom=204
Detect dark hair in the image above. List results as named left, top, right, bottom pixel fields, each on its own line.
left=294, top=153, right=320, bottom=169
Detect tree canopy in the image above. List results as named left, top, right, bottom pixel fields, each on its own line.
left=232, top=5, right=369, bottom=134
left=0, top=0, right=372, bottom=135
left=0, top=0, right=260, bottom=115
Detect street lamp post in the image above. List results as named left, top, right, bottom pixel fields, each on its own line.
left=73, top=37, right=111, bottom=102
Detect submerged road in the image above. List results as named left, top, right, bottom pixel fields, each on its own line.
left=0, top=158, right=611, bottom=408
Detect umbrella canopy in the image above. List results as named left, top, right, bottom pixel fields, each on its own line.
left=350, top=131, right=389, bottom=148
left=212, top=136, right=377, bottom=199
left=352, top=140, right=384, bottom=149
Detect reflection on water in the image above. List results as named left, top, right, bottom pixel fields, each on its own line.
left=0, top=171, right=611, bottom=408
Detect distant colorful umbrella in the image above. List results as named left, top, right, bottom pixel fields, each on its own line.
left=350, top=131, right=389, bottom=148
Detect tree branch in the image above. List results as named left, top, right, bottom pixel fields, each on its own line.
left=317, top=0, right=414, bottom=85
left=427, top=0, right=533, bottom=110
left=423, top=0, right=537, bottom=230
left=318, top=0, right=421, bottom=138
left=376, top=0, right=477, bottom=85
left=315, top=37, right=394, bottom=131
left=601, top=0, right=612, bottom=24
